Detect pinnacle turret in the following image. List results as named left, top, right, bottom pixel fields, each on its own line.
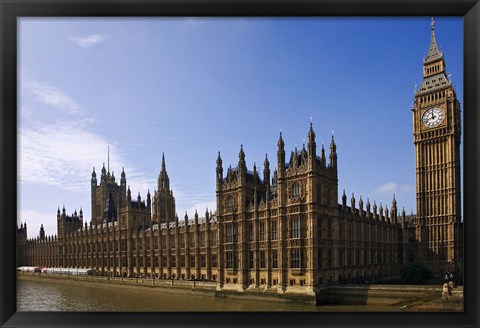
left=424, top=17, right=442, bottom=64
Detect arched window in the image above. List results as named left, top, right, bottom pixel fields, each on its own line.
left=227, top=196, right=234, bottom=207
left=292, top=183, right=301, bottom=198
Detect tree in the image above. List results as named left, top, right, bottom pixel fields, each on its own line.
left=401, top=262, right=433, bottom=284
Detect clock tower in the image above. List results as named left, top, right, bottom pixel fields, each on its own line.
left=412, top=18, right=462, bottom=274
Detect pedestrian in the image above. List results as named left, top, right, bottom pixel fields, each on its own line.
left=442, top=282, right=451, bottom=300
left=444, top=272, right=449, bottom=283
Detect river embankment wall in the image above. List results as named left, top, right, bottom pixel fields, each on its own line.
left=17, top=272, right=463, bottom=306
left=327, top=284, right=463, bottom=305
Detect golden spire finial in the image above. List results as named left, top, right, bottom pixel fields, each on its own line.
left=431, top=17, right=435, bottom=31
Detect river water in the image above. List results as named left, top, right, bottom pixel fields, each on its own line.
left=17, top=277, right=396, bottom=312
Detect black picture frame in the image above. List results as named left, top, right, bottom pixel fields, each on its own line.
left=1, top=1, right=479, bottom=327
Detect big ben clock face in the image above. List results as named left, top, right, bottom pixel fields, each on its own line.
left=422, top=107, right=445, bottom=128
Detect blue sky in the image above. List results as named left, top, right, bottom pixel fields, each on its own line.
left=18, top=17, right=463, bottom=239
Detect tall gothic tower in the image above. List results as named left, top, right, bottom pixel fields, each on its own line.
left=412, top=18, right=462, bottom=274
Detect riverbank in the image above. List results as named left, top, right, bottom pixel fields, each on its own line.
left=17, top=272, right=217, bottom=298
left=328, top=284, right=463, bottom=311
left=17, top=273, right=463, bottom=311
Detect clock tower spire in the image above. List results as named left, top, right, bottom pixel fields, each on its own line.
left=412, top=18, right=462, bottom=274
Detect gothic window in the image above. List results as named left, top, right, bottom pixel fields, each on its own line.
left=201, top=255, right=206, bottom=267
left=292, top=183, right=301, bottom=198
left=179, top=235, right=185, bottom=248
left=271, top=220, right=278, bottom=240
left=190, top=255, right=195, bottom=267
left=171, top=255, right=176, bottom=267
left=189, top=233, right=195, bottom=247
left=200, top=232, right=206, bottom=247
left=291, top=217, right=301, bottom=239
left=290, top=248, right=303, bottom=268
left=212, top=254, right=217, bottom=267
left=170, top=236, right=176, bottom=249
left=260, top=251, right=266, bottom=268
left=210, top=231, right=217, bottom=246
left=180, top=255, right=185, bottom=267
left=272, top=250, right=278, bottom=268
left=249, top=251, right=254, bottom=268
left=248, top=223, right=254, bottom=242
left=259, top=222, right=265, bottom=241
left=226, top=223, right=237, bottom=243
left=227, top=196, right=235, bottom=208
left=226, top=251, right=236, bottom=268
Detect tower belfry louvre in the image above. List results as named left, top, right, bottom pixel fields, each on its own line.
left=412, top=18, right=462, bottom=274
left=17, top=19, right=463, bottom=302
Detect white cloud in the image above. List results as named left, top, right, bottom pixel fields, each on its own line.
left=69, top=34, right=108, bottom=47
left=375, top=182, right=397, bottom=194
left=183, top=201, right=216, bottom=218
left=24, top=80, right=81, bottom=114
left=374, top=182, right=414, bottom=195
left=19, top=119, right=154, bottom=196
left=20, top=78, right=154, bottom=196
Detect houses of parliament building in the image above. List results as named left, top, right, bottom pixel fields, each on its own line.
left=17, top=19, right=463, bottom=300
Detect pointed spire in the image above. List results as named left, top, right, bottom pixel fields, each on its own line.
left=263, top=153, right=270, bottom=188
left=216, top=151, right=223, bottom=184
left=359, top=195, right=364, bottom=215
left=308, top=120, right=315, bottom=141
left=330, top=130, right=336, bottom=151
left=278, top=131, right=284, bottom=148
left=329, top=130, right=337, bottom=168
left=107, top=145, right=110, bottom=173
left=424, top=17, right=442, bottom=63
left=161, top=152, right=166, bottom=172
left=239, top=144, right=245, bottom=162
